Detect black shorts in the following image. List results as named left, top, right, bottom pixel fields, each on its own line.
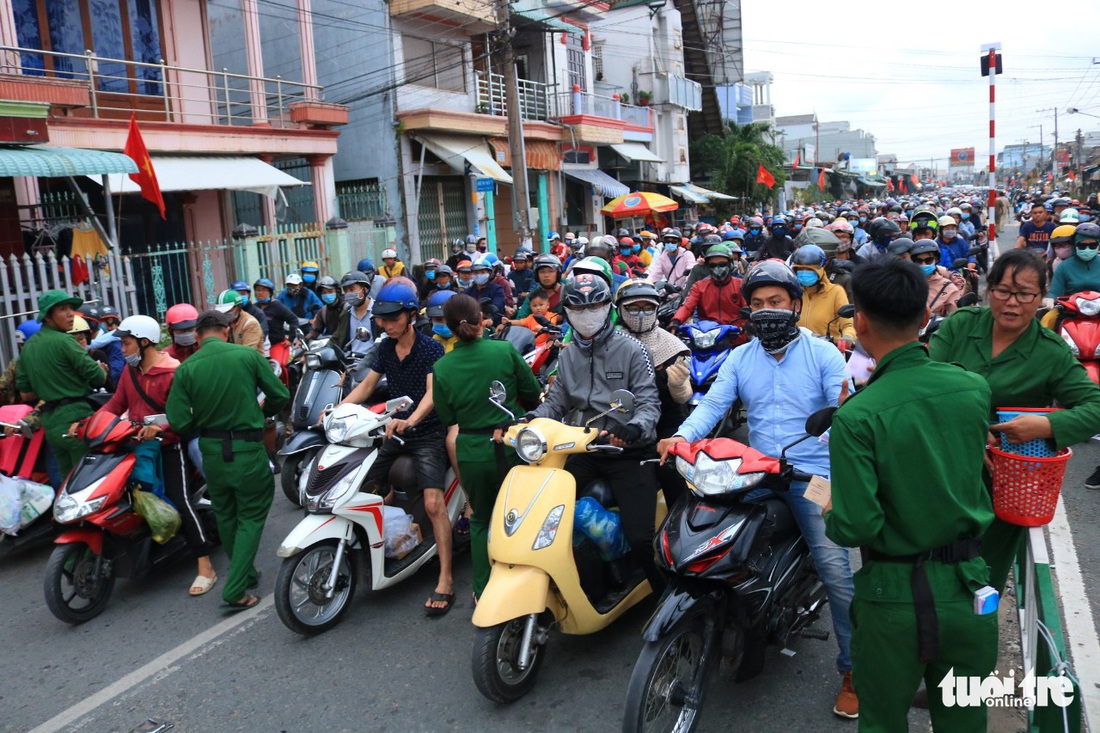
left=365, top=431, right=448, bottom=498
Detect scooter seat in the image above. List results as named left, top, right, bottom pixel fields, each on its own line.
left=578, top=480, right=615, bottom=509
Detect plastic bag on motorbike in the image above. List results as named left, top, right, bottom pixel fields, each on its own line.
left=133, top=489, right=181, bottom=544
left=382, top=506, right=417, bottom=559
left=0, top=474, right=21, bottom=535
left=573, top=497, right=629, bottom=561
left=19, top=480, right=54, bottom=530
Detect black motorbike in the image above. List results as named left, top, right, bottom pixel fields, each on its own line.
left=622, top=408, right=836, bottom=733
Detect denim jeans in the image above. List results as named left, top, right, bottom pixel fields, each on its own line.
left=187, top=437, right=204, bottom=477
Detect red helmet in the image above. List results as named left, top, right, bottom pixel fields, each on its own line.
left=165, top=303, right=199, bottom=331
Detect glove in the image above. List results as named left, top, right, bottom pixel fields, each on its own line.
left=665, top=359, right=693, bottom=404
left=608, top=422, right=642, bottom=444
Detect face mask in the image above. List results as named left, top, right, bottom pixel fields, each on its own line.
left=632, top=245, right=641, bottom=254
left=859, top=217, right=867, bottom=223
left=771, top=227, right=787, bottom=237
left=749, top=228, right=762, bottom=236
left=1077, top=246, right=1099, bottom=262
left=749, top=308, right=801, bottom=354
left=792, top=224, right=803, bottom=232
left=238, top=296, right=250, bottom=306
left=620, top=247, right=632, bottom=255
left=1054, top=246, right=1073, bottom=260
left=477, top=245, right=488, bottom=253
left=566, top=304, right=611, bottom=339
left=173, top=330, right=197, bottom=347
left=473, top=273, right=491, bottom=286
left=459, top=277, right=472, bottom=287
left=321, top=292, right=338, bottom=305
left=961, top=213, right=970, bottom=220
left=920, top=264, right=937, bottom=277
left=426, top=270, right=436, bottom=281
left=432, top=323, right=452, bottom=338
left=707, top=263, right=732, bottom=282
left=256, top=296, right=271, bottom=304
left=436, top=281, right=451, bottom=289
left=620, top=307, right=657, bottom=334
left=941, top=229, right=957, bottom=241
left=125, top=351, right=142, bottom=368
left=796, top=270, right=820, bottom=287
left=229, top=311, right=240, bottom=323
left=465, top=244, right=477, bottom=253
left=287, top=287, right=301, bottom=297
left=664, top=242, right=678, bottom=252
left=303, top=274, right=316, bottom=284
left=344, top=291, right=366, bottom=306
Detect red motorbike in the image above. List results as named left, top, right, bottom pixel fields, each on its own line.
left=1054, top=291, right=1100, bottom=384
left=0, top=404, right=54, bottom=556
left=43, top=411, right=217, bottom=624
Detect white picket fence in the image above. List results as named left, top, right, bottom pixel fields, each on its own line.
left=0, top=251, right=138, bottom=369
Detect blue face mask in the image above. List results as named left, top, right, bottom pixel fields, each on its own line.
left=436, top=280, right=450, bottom=289
left=920, top=263, right=936, bottom=277
left=749, top=228, right=761, bottom=236
left=238, top=295, right=250, bottom=306
left=303, top=273, right=316, bottom=284
left=795, top=270, right=819, bottom=287
left=620, top=247, right=632, bottom=255
left=859, top=217, right=867, bottom=223
left=432, top=323, right=452, bottom=338
left=426, top=270, right=436, bottom=281
left=1077, top=245, right=1099, bottom=262
left=632, top=244, right=641, bottom=253
left=664, top=242, right=678, bottom=252
left=321, top=292, right=337, bottom=305
left=1082, top=214, right=1093, bottom=223
left=256, top=296, right=271, bottom=304
left=961, top=213, right=970, bottom=220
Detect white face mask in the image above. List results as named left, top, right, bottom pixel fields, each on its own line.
left=566, top=304, right=611, bottom=339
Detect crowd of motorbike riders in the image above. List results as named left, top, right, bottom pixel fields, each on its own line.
left=5, top=186, right=1100, bottom=732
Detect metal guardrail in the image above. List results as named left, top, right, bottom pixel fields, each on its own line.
left=475, top=72, right=556, bottom=122
left=0, top=45, right=322, bottom=127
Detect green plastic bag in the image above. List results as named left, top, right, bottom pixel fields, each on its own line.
left=133, top=489, right=181, bottom=545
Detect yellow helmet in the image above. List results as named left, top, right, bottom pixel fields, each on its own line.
left=68, top=315, right=91, bottom=334
left=1051, top=224, right=1078, bottom=245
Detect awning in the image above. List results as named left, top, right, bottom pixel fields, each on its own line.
left=857, top=176, right=887, bottom=188
left=683, top=182, right=735, bottom=201
left=414, top=132, right=513, bottom=184
left=488, top=139, right=560, bottom=171
left=90, top=156, right=309, bottom=199
left=668, top=185, right=709, bottom=205
left=0, top=145, right=136, bottom=178
left=513, top=7, right=585, bottom=35
left=610, top=142, right=663, bottom=163
left=563, top=167, right=629, bottom=198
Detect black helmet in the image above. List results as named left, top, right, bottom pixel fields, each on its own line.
left=888, top=237, right=915, bottom=256
left=661, top=227, right=682, bottom=241
left=869, top=217, right=902, bottom=244
left=317, top=275, right=339, bottom=291
left=742, top=260, right=803, bottom=302
left=533, top=253, right=562, bottom=273
left=78, top=304, right=101, bottom=323
left=561, top=272, right=611, bottom=308
left=614, top=278, right=661, bottom=307
left=340, top=271, right=370, bottom=290
left=702, top=233, right=723, bottom=247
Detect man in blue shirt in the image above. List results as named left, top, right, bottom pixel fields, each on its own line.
left=658, top=260, right=858, bottom=720
left=936, top=216, right=976, bottom=269
left=276, top=273, right=323, bottom=319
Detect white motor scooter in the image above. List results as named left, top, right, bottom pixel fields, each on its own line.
left=274, top=398, right=466, bottom=635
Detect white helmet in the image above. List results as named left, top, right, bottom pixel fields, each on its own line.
left=115, top=315, right=161, bottom=344
left=805, top=217, right=824, bottom=229
left=285, top=273, right=303, bottom=286
left=381, top=248, right=397, bottom=259
left=1060, top=207, right=1080, bottom=224
left=945, top=207, right=962, bottom=218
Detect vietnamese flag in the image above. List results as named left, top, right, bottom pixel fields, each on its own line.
left=756, top=163, right=775, bottom=188
left=910, top=173, right=919, bottom=186
left=817, top=168, right=826, bottom=189
left=123, top=113, right=165, bottom=219
left=792, top=151, right=801, bottom=168
left=886, top=178, right=894, bottom=192
left=899, top=178, right=908, bottom=193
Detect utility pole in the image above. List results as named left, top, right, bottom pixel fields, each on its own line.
left=1037, top=107, right=1059, bottom=176
left=495, top=0, right=532, bottom=249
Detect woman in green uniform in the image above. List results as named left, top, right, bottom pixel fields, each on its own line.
left=432, top=294, right=542, bottom=601
left=928, top=249, right=1100, bottom=592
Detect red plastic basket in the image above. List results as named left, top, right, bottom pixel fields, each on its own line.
left=989, top=446, right=1071, bottom=527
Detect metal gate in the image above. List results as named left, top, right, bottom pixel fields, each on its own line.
left=417, top=176, right=467, bottom=262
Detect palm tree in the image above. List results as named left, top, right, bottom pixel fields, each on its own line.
left=691, top=121, right=787, bottom=211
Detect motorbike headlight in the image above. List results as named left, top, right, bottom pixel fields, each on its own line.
left=53, top=490, right=106, bottom=524
left=306, top=472, right=357, bottom=513
left=683, top=454, right=766, bottom=497
left=325, top=416, right=351, bottom=444
left=305, top=353, right=322, bottom=370
left=692, top=329, right=719, bottom=350
left=1076, top=297, right=1100, bottom=317
left=515, top=427, right=547, bottom=463
left=1061, top=328, right=1080, bottom=357
left=532, top=504, right=565, bottom=550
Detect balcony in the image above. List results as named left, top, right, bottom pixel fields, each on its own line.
left=390, top=0, right=496, bottom=32
left=0, top=45, right=342, bottom=129
left=652, top=73, right=702, bottom=112
left=475, top=72, right=557, bottom=122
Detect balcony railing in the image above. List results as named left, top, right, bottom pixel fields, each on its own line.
left=0, top=45, right=323, bottom=127
left=557, top=88, right=653, bottom=127
left=475, top=72, right=557, bottom=122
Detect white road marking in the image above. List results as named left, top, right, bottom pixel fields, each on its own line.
left=27, top=595, right=274, bottom=733
left=1047, top=499, right=1100, bottom=731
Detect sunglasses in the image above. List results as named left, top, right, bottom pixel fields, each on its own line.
left=912, top=255, right=938, bottom=265
left=1077, top=242, right=1100, bottom=250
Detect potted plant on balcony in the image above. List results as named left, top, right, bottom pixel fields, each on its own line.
left=636, top=91, right=652, bottom=106
left=619, top=92, right=629, bottom=105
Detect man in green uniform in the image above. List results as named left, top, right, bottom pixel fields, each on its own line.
left=825, top=258, right=998, bottom=732
left=166, top=310, right=289, bottom=609
left=16, top=291, right=107, bottom=477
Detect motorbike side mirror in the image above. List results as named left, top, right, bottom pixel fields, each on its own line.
left=610, top=389, right=635, bottom=415
left=967, top=245, right=983, bottom=256
left=805, top=406, right=837, bottom=437
left=957, top=292, right=979, bottom=307
left=143, top=414, right=170, bottom=427
left=488, top=380, right=515, bottom=420
left=740, top=306, right=752, bottom=320
left=533, top=314, right=552, bottom=327
left=385, top=396, right=414, bottom=413
left=951, top=257, right=970, bottom=270
left=837, top=304, right=856, bottom=319
left=355, top=327, right=371, bottom=342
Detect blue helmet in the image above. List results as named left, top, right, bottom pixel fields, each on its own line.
left=15, top=319, right=41, bottom=345
left=253, top=277, right=275, bottom=291
left=791, top=244, right=827, bottom=268
left=357, top=258, right=375, bottom=273
left=230, top=280, right=249, bottom=291
left=372, top=280, right=419, bottom=317
left=426, top=289, right=457, bottom=318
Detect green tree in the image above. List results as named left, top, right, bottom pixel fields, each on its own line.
left=691, top=121, right=787, bottom=212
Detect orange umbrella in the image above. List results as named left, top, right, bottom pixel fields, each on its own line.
left=601, top=191, right=679, bottom=219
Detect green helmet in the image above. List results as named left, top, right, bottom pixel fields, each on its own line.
left=214, top=289, right=243, bottom=313
left=571, top=256, right=613, bottom=286
left=704, top=244, right=733, bottom=261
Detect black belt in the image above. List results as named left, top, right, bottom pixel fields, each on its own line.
left=40, top=396, right=86, bottom=413
left=199, top=428, right=264, bottom=463
left=861, top=538, right=981, bottom=664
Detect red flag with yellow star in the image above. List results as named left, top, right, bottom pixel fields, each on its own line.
left=123, top=113, right=165, bottom=219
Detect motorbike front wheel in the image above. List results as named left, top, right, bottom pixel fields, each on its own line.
left=622, top=617, right=713, bottom=733
left=43, top=542, right=116, bottom=624
left=280, top=448, right=317, bottom=506
left=471, top=616, right=546, bottom=703
left=274, top=540, right=357, bottom=635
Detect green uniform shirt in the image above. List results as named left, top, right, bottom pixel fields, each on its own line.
left=15, top=325, right=105, bottom=401
left=927, top=306, right=1100, bottom=449
left=432, top=338, right=542, bottom=461
left=825, top=342, right=994, bottom=555
left=165, top=337, right=289, bottom=436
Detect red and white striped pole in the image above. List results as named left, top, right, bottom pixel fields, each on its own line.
left=982, top=43, right=1002, bottom=243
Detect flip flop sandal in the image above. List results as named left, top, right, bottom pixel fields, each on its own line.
left=189, top=574, right=218, bottom=596
left=247, top=570, right=262, bottom=590
left=424, top=591, right=455, bottom=617
left=224, top=594, right=260, bottom=612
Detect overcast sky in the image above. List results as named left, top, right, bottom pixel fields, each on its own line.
left=741, top=1, right=1100, bottom=169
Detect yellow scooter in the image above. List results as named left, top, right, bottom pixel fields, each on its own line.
left=471, top=382, right=666, bottom=703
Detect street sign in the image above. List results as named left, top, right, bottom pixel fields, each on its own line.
left=476, top=178, right=495, bottom=192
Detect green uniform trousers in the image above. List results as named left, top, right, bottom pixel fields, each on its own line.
left=42, top=402, right=93, bottom=478
left=851, top=558, right=998, bottom=733
left=200, top=438, right=273, bottom=603
left=981, top=516, right=1023, bottom=594
left=461, top=450, right=519, bottom=598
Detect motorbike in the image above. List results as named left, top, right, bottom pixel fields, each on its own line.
left=494, top=316, right=562, bottom=387
left=278, top=330, right=383, bottom=505
left=274, top=397, right=466, bottom=635
left=1051, top=290, right=1100, bottom=384
left=471, top=383, right=666, bottom=704
left=920, top=291, right=980, bottom=344
left=0, top=404, right=54, bottom=556
left=653, top=280, right=683, bottom=330
left=677, top=320, right=743, bottom=437
left=621, top=407, right=837, bottom=733
left=43, top=412, right=216, bottom=624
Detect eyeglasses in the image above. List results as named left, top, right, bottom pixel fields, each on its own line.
left=622, top=303, right=657, bottom=316
left=912, top=255, right=938, bottom=265
left=1076, top=242, right=1099, bottom=250
left=989, top=287, right=1040, bottom=304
